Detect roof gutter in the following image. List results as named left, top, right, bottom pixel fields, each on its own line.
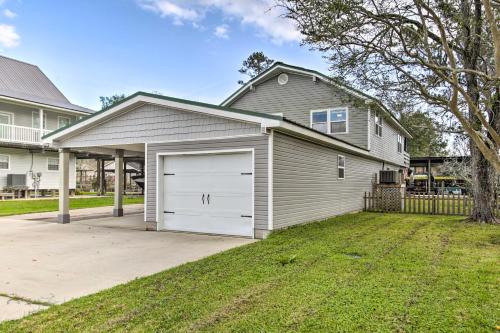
left=0, top=95, right=92, bottom=116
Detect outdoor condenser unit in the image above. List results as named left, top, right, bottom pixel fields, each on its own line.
left=7, top=174, right=27, bottom=186
left=379, top=170, right=399, bottom=184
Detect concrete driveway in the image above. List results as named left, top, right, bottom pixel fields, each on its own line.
left=0, top=207, right=254, bottom=321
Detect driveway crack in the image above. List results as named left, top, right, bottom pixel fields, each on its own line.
left=0, top=292, right=53, bottom=307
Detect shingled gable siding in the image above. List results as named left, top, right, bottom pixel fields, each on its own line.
left=369, top=109, right=406, bottom=167
left=229, top=72, right=369, bottom=149
left=146, top=135, right=269, bottom=235
left=58, top=103, right=262, bottom=148
left=272, top=131, right=382, bottom=229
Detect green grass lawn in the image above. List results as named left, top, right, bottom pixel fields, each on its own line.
left=1, top=213, right=499, bottom=332
left=0, top=196, right=144, bottom=217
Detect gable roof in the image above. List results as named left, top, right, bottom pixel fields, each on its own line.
left=0, top=55, right=94, bottom=114
left=221, top=61, right=411, bottom=138
left=43, top=92, right=400, bottom=165
left=43, top=91, right=282, bottom=141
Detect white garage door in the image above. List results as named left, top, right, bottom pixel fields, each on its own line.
left=162, top=151, right=253, bottom=237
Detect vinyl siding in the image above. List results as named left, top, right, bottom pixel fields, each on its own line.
left=369, top=108, right=406, bottom=167
left=0, top=101, right=79, bottom=131
left=229, top=72, right=368, bottom=149
left=272, top=131, right=381, bottom=229
left=0, top=147, right=76, bottom=189
left=146, top=135, right=268, bottom=233
left=59, top=104, right=262, bottom=148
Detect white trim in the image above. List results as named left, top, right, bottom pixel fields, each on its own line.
left=338, top=154, right=345, bottom=180
left=44, top=95, right=281, bottom=144
left=144, top=142, right=148, bottom=223
left=222, top=64, right=370, bottom=106
left=375, top=110, right=383, bottom=137
left=57, top=115, right=71, bottom=129
left=310, top=107, right=349, bottom=135
left=135, top=133, right=264, bottom=146
left=367, top=106, right=371, bottom=150
left=47, top=157, right=60, bottom=172
left=0, top=95, right=91, bottom=116
left=397, top=134, right=403, bottom=153
left=156, top=148, right=255, bottom=238
left=32, top=110, right=47, bottom=129
left=0, top=154, right=10, bottom=170
left=0, top=111, right=14, bottom=125
left=268, top=130, right=274, bottom=231
left=221, top=64, right=412, bottom=138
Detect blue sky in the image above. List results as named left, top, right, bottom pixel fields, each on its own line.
left=0, top=0, right=328, bottom=110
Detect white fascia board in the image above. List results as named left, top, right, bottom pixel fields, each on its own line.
left=0, top=95, right=91, bottom=116
left=222, top=64, right=412, bottom=138
left=221, top=64, right=368, bottom=107
left=276, top=121, right=385, bottom=162
left=44, top=95, right=280, bottom=145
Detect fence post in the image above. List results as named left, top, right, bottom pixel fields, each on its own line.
left=364, top=192, right=367, bottom=211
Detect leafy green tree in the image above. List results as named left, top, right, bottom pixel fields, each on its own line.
left=99, top=94, right=127, bottom=110
left=399, top=111, right=448, bottom=157
left=278, top=0, right=500, bottom=222
left=238, top=52, right=274, bottom=85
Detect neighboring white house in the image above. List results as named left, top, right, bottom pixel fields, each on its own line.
left=44, top=62, right=411, bottom=237
left=0, top=55, right=94, bottom=192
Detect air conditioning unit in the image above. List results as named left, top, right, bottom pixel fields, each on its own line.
left=7, top=174, right=27, bottom=186
left=379, top=170, right=399, bottom=184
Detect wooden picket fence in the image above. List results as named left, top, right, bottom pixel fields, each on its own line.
left=363, top=192, right=500, bottom=216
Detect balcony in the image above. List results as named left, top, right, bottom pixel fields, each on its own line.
left=403, top=151, right=410, bottom=166
left=0, top=123, right=52, bottom=145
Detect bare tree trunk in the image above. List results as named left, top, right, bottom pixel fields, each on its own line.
left=462, top=0, right=498, bottom=222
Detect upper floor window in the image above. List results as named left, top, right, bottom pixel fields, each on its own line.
left=338, top=155, right=345, bottom=179
left=0, top=154, right=9, bottom=170
left=32, top=111, right=47, bottom=129
left=47, top=157, right=59, bottom=171
left=58, top=116, right=71, bottom=129
left=397, top=134, right=403, bottom=153
left=0, top=111, right=13, bottom=125
left=375, top=110, right=383, bottom=137
left=311, top=108, right=348, bottom=135
left=404, top=137, right=409, bottom=152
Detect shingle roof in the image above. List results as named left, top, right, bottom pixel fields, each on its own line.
left=0, top=55, right=94, bottom=114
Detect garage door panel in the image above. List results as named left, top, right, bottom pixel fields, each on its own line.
left=163, top=151, right=253, bottom=237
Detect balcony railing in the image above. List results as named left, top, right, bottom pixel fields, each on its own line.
left=0, top=123, right=52, bottom=145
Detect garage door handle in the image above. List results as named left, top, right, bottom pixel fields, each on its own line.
left=207, top=194, right=210, bottom=205
left=241, top=215, right=252, bottom=218
left=201, top=193, right=205, bottom=205
left=164, top=211, right=175, bottom=214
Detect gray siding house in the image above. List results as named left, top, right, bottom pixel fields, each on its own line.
left=0, top=55, right=94, bottom=191
left=44, top=62, right=411, bottom=238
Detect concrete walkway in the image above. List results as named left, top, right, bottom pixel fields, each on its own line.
left=0, top=206, right=254, bottom=322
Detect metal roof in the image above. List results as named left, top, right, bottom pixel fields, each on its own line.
left=0, top=55, right=94, bottom=114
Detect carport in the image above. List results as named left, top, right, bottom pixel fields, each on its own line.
left=43, top=92, right=280, bottom=237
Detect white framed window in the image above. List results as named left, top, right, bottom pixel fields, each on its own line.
left=0, top=111, right=13, bottom=125
left=338, top=155, right=345, bottom=179
left=57, top=116, right=71, bottom=129
left=32, top=111, right=47, bottom=129
left=397, top=134, right=404, bottom=153
left=310, top=107, right=348, bottom=135
left=0, top=154, right=10, bottom=170
left=47, top=157, right=59, bottom=171
left=375, top=110, right=383, bottom=137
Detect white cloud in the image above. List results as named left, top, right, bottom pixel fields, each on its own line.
left=3, top=9, right=17, bottom=18
left=138, top=0, right=200, bottom=25
left=0, top=24, right=20, bottom=48
left=214, top=24, right=229, bottom=39
left=137, top=0, right=301, bottom=44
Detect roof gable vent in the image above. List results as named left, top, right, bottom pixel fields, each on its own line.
left=277, top=73, right=289, bottom=85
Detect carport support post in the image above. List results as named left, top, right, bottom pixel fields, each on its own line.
left=113, top=149, right=124, bottom=217
left=58, top=148, right=70, bottom=224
